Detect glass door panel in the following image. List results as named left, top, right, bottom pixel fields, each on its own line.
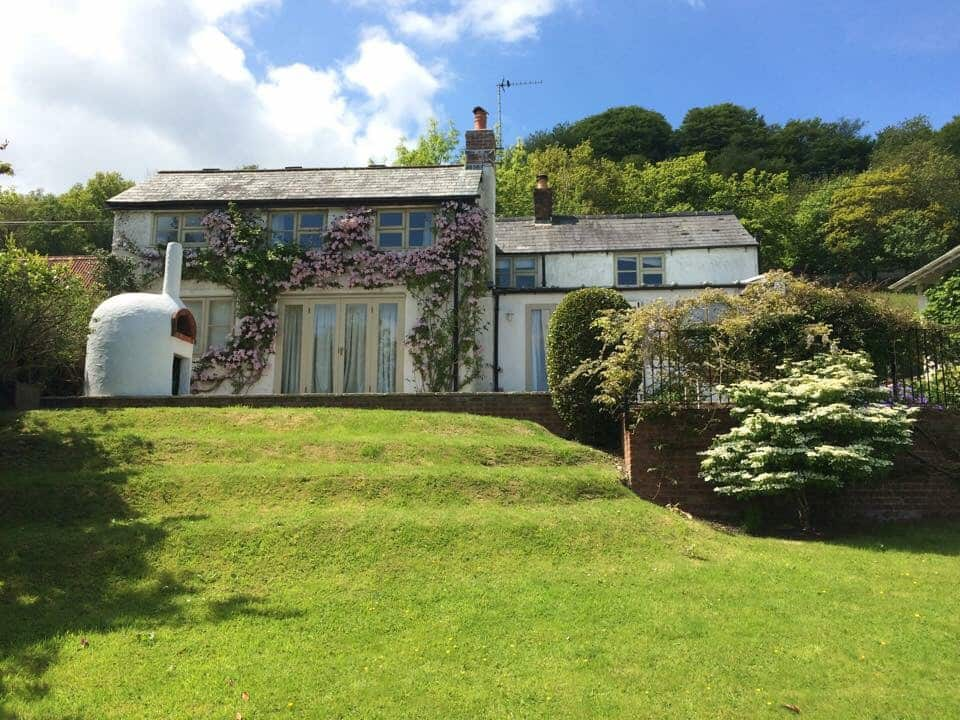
left=376, top=303, right=398, bottom=392
left=280, top=305, right=303, bottom=394
left=343, top=303, right=368, bottom=393
left=311, top=303, right=337, bottom=393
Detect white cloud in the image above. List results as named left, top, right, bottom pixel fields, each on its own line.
left=391, top=0, right=567, bottom=44
left=0, top=0, right=445, bottom=192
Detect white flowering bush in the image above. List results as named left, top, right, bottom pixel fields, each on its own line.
left=700, top=350, right=917, bottom=528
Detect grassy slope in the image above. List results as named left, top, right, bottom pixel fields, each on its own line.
left=1, top=407, right=958, bottom=719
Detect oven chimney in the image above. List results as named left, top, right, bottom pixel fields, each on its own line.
left=465, top=106, right=496, bottom=168
left=162, top=241, right=183, bottom=298
left=534, top=174, right=553, bottom=224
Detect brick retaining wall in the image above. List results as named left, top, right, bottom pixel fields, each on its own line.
left=624, top=408, right=960, bottom=524
left=39, top=392, right=569, bottom=437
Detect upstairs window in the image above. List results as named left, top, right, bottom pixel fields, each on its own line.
left=269, top=210, right=326, bottom=249
left=496, top=256, right=538, bottom=288
left=155, top=213, right=205, bottom=246
left=615, top=254, right=664, bottom=288
left=376, top=209, right=435, bottom=249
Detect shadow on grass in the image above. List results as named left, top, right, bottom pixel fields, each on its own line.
left=824, top=520, right=960, bottom=557
left=0, top=412, right=189, bottom=716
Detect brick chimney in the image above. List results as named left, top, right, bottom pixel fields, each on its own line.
left=534, top=174, right=553, bottom=224
left=465, top=106, right=496, bottom=168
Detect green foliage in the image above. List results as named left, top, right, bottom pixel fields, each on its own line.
left=0, top=139, right=11, bottom=176
left=0, top=171, right=134, bottom=254
left=676, top=103, right=772, bottom=174
left=526, top=106, right=674, bottom=163
left=700, top=350, right=916, bottom=528
left=393, top=119, right=461, bottom=166
left=0, top=242, right=97, bottom=390
left=940, top=115, right=960, bottom=157
left=595, top=272, right=923, bottom=410
left=771, top=117, right=873, bottom=177
left=546, top=287, right=630, bottom=446
left=924, top=270, right=960, bottom=326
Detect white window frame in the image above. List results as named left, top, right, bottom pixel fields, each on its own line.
left=267, top=209, right=328, bottom=248
left=154, top=211, right=206, bottom=247
left=496, top=256, right=539, bottom=288
left=181, top=297, right=235, bottom=356
left=614, top=253, right=666, bottom=288
left=525, top=304, right=557, bottom=391
left=274, top=294, right=405, bottom=394
left=375, top=208, right=436, bottom=249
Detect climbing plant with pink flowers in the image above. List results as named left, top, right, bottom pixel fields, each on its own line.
left=130, top=201, right=488, bottom=393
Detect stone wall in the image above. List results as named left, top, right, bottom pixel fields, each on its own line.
left=39, top=392, right=568, bottom=437
left=623, top=408, right=960, bottom=524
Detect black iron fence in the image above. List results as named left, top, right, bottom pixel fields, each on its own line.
left=633, top=326, right=960, bottom=410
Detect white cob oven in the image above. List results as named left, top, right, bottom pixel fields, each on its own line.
left=84, top=242, right=196, bottom=396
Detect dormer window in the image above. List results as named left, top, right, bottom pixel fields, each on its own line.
left=269, top=210, right=326, bottom=249
left=155, top=213, right=205, bottom=247
left=615, top=254, right=665, bottom=288
left=376, top=209, right=434, bottom=249
left=496, top=256, right=538, bottom=288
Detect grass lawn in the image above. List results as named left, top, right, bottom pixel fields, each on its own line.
left=1, top=407, right=958, bottom=719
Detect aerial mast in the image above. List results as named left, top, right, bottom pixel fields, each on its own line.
left=495, top=77, right=543, bottom=156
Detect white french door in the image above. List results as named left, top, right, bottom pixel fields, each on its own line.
left=278, top=297, right=402, bottom=394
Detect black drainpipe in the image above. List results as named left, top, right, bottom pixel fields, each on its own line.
left=451, top=247, right=460, bottom=392
left=541, top=254, right=547, bottom=287
left=492, top=286, right=500, bottom=392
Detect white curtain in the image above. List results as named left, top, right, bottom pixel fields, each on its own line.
left=281, top=305, right=302, bottom=394
left=376, top=303, right=398, bottom=392
left=312, top=304, right=336, bottom=393
left=530, top=309, right=549, bottom=391
left=343, top=304, right=367, bottom=393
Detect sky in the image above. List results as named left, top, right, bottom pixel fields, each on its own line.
left=2, top=0, right=959, bottom=193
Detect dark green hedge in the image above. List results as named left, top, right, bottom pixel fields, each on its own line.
left=546, top=287, right=630, bottom=447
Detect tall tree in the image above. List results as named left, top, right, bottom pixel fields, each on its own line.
left=938, top=115, right=960, bottom=158
left=526, top=106, right=673, bottom=163
left=675, top=103, right=772, bottom=174
left=771, top=117, right=873, bottom=177
left=0, top=139, right=11, bottom=176
left=392, top=119, right=461, bottom=166
left=0, top=171, right=133, bottom=254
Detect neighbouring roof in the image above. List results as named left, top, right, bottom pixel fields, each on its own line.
left=888, top=244, right=960, bottom=291
left=107, top=166, right=484, bottom=207
left=495, top=212, right=758, bottom=254
left=46, top=255, right=99, bottom=288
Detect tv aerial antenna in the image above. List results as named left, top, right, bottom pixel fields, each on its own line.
left=496, top=77, right=543, bottom=152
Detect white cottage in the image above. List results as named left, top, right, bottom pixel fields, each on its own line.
left=85, top=242, right=195, bottom=396
left=103, top=109, right=758, bottom=396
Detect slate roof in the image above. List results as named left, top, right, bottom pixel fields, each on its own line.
left=107, top=166, right=484, bottom=207
left=495, top=212, right=758, bottom=254
left=46, top=256, right=100, bottom=288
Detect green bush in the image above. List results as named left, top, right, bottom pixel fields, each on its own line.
left=924, top=270, right=960, bottom=326
left=0, top=242, right=97, bottom=392
left=547, top=287, right=630, bottom=446
left=699, top=350, right=916, bottom=530
left=595, top=271, right=927, bottom=409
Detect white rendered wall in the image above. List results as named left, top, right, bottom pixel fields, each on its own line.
left=542, top=246, right=758, bottom=288
left=496, top=287, right=743, bottom=392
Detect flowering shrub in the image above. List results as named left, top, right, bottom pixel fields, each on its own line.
left=699, top=350, right=917, bottom=529
left=123, top=201, right=487, bottom=393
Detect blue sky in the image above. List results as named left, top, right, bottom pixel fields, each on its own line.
left=2, top=0, right=958, bottom=191
left=252, top=0, right=960, bottom=142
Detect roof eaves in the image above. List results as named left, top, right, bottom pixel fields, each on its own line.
left=888, top=245, right=960, bottom=291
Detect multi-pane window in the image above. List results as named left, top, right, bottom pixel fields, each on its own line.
left=495, top=256, right=538, bottom=288
left=269, top=211, right=326, bottom=249
left=155, top=213, right=205, bottom=246
left=182, top=298, right=234, bottom=355
left=615, top=254, right=665, bottom=287
left=376, top=209, right=434, bottom=249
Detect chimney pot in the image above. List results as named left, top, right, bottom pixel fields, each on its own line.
left=534, top=178, right=554, bottom=224
left=473, top=106, right=489, bottom=130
